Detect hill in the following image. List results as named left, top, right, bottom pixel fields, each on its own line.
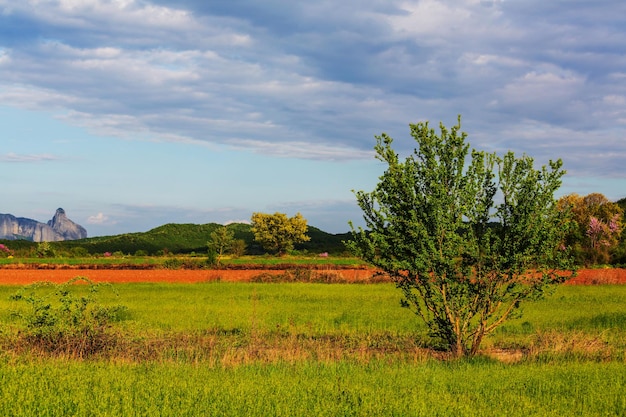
left=54, top=223, right=351, bottom=255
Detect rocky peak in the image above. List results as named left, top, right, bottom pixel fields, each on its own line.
left=0, top=208, right=87, bottom=242
left=47, top=208, right=88, bottom=240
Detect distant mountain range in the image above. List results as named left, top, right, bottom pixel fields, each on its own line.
left=0, top=210, right=352, bottom=254
left=0, top=208, right=87, bottom=242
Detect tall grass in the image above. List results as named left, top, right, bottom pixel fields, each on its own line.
left=0, top=359, right=623, bottom=416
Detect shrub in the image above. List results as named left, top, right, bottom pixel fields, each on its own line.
left=8, top=277, right=128, bottom=357
left=36, top=242, right=55, bottom=258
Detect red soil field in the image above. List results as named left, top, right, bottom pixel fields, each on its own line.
left=0, top=266, right=623, bottom=285
left=0, top=267, right=378, bottom=285
left=565, top=268, right=626, bottom=285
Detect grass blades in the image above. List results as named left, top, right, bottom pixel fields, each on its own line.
left=0, top=359, right=624, bottom=416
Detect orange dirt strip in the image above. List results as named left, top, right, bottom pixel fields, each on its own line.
left=565, top=268, right=626, bottom=285
left=0, top=268, right=378, bottom=285
left=0, top=267, right=623, bottom=285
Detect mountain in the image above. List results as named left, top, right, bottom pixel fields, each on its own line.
left=0, top=208, right=87, bottom=242
left=59, top=223, right=350, bottom=255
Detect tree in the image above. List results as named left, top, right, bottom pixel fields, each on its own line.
left=613, top=197, right=626, bottom=265
left=208, top=226, right=235, bottom=265
left=230, top=239, right=247, bottom=258
left=557, top=193, right=623, bottom=265
left=251, top=212, right=310, bottom=255
left=348, top=117, right=574, bottom=357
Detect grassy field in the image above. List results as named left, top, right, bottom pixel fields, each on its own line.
left=1, top=359, right=624, bottom=416
left=0, top=254, right=367, bottom=268
left=0, top=282, right=625, bottom=416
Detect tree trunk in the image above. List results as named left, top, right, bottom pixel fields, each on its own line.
left=451, top=331, right=466, bottom=357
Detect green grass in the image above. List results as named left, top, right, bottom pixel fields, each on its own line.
left=0, top=255, right=367, bottom=267
left=1, top=283, right=625, bottom=341
left=223, top=255, right=366, bottom=266
left=0, top=282, right=416, bottom=334
left=0, top=359, right=624, bottom=416
left=0, top=282, right=625, bottom=416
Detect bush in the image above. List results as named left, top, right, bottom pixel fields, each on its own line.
left=8, top=277, right=128, bottom=357
left=36, top=242, right=56, bottom=258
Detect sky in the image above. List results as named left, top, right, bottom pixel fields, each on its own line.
left=1, top=0, right=625, bottom=237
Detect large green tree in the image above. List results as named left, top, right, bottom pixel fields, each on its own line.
left=348, top=117, right=575, bottom=357
left=251, top=212, right=310, bottom=255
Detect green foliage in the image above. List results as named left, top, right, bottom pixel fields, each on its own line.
left=69, top=246, right=90, bottom=258
left=208, top=226, right=235, bottom=265
left=251, top=212, right=311, bottom=255
left=8, top=277, right=128, bottom=356
left=206, top=247, right=218, bottom=267
left=348, top=117, right=575, bottom=357
left=36, top=241, right=55, bottom=258
left=230, top=239, right=247, bottom=257
left=557, top=193, right=624, bottom=265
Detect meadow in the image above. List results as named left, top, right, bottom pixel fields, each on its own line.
left=0, top=281, right=625, bottom=416
left=0, top=254, right=367, bottom=268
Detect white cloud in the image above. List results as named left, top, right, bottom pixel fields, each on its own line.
left=87, top=212, right=110, bottom=224
left=227, top=139, right=373, bottom=161
left=0, top=153, right=58, bottom=162
left=224, top=219, right=250, bottom=226
left=0, top=0, right=624, bottom=180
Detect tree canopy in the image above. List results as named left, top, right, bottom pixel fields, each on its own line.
left=348, top=117, right=575, bottom=357
left=250, top=212, right=310, bottom=255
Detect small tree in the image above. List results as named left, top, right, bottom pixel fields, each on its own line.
left=36, top=241, right=55, bottom=258
left=208, top=226, right=235, bottom=266
left=251, top=212, right=310, bottom=255
left=348, top=117, right=575, bottom=357
left=230, top=239, right=247, bottom=258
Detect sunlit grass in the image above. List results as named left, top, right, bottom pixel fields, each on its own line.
left=0, top=282, right=625, bottom=416
left=0, top=359, right=624, bottom=416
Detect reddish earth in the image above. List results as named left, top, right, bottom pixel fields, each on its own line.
left=0, top=267, right=378, bottom=285
left=565, top=268, right=626, bottom=285
left=0, top=266, right=623, bottom=285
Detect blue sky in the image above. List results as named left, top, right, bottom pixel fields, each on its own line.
left=1, top=0, right=625, bottom=236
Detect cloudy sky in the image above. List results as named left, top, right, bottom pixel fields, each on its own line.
left=1, top=0, right=625, bottom=236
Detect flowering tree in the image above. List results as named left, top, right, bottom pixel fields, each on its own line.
left=586, top=215, right=622, bottom=264
left=558, top=193, right=624, bottom=265
left=0, top=243, right=13, bottom=258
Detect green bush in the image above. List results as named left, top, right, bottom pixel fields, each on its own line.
left=8, top=277, right=128, bottom=357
